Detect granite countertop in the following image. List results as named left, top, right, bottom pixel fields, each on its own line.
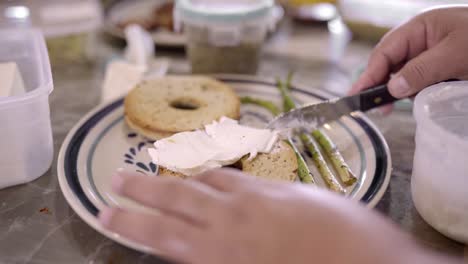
left=0, top=19, right=466, bottom=263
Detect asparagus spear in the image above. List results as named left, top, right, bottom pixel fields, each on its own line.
left=300, top=134, right=345, bottom=193
left=276, top=78, right=296, bottom=112
left=240, top=96, right=281, bottom=116
left=311, top=130, right=357, bottom=186
left=283, top=74, right=357, bottom=188
left=286, top=71, right=294, bottom=91
left=277, top=75, right=346, bottom=193
left=286, top=140, right=315, bottom=184
left=240, top=95, right=315, bottom=184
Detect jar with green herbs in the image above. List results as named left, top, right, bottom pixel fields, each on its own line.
left=175, top=0, right=275, bottom=74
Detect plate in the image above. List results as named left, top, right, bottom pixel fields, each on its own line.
left=58, top=75, right=392, bottom=253
left=104, top=0, right=183, bottom=47
left=103, top=0, right=285, bottom=47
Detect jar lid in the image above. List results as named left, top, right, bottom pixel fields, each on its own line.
left=175, top=0, right=274, bottom=25
left=414, top=81, right=468, bottom=145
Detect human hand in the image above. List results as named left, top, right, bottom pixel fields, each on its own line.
left=350, top=6, right=468, bottom=99
left=97, top=169, right=450, bottom=264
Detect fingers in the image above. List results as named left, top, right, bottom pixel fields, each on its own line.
left=350, top=17, right=427, bottom=95
left=113, top=171, right=226, bottom=226
left=193, top=168, right=254, bottom=192
left=102, top=169, right=262, bottom=264
left=99, top=207, right=198, bottom=263
left=388, top=35, right=465, bottom=98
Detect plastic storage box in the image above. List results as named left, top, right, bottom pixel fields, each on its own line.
left=412, top=81, right=468, bottom=243
left=0, top=28, right=53, bottom=189
left=337, top=0, right=444, bottom=42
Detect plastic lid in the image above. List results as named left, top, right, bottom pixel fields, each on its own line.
left=0, top=28, right=53, bottom=109
left=414, top=81, right=468, bottom=142
left=175, top=0, right=274, bottom=24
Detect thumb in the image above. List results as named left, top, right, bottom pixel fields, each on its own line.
left=388, top=37, right=459, bottom=98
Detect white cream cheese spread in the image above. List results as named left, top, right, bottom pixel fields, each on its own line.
left=0, top=62, right=25, bottom=97
left=148, top=117, right=279, bottom=176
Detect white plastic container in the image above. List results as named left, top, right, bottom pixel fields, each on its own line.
left=174, top=0, right=276, bottom=74
left=412, top=81, right=468, bottom=243
left=0, top=0, right=102, bottom=37
left=337, top=0, right=460, bottom=41
left=0, top=28, right=53, bottom=189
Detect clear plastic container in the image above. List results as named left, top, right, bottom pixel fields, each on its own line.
left=337, top=0, right=450, bottom=42
left=0, top=0, right=103, bottom=37
left=174, top=0, right=276, bottom=74
left=0, top=1, right=103, bottom=65
left=0, top=28, right=53, bottom=189
left=412, top=81, right=468, bottom=243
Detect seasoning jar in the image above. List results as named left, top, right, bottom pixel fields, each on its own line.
left=412, top=81, right=468, bottom=243
left=174, top=0, right=276, bottom=74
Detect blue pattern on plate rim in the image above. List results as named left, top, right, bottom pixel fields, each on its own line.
left=124, top=132, right=158, bottom=175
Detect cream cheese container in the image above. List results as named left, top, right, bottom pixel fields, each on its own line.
left=0, top=28, right=54, bottom=189
left=412, top=81, right=468, bottom=243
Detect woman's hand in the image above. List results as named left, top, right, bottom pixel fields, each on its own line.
left=97, top=169, right=451, bottom=264
left=351, top=6, right=468, bottom=98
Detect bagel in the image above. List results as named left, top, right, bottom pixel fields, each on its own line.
left=240, top=140, right=298, bottom=182
left=124, top=76, right=240, bottom=140
left=158, top=166, right=187, bottom=179
left=125, top=116, right=174, bottom=140
left=157, top=141, right=298, bottom=182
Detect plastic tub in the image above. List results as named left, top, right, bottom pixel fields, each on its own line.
left=0, top=1, right=103, bottom=65
left=174, top=0, right=276, bottom=74
left=0, top=28, right=53, bottom=189
left=337, top=0, right=439, bottom=42
left=412, top=81, right=468, bottom=243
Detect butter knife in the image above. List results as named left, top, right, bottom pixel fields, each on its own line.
left=267, top=84, right=398, bottom=130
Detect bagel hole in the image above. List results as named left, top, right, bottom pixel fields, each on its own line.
left=170, top=98, right=200, bottom=110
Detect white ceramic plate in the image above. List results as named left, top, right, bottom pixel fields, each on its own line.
left=103, top=0, right=285, bottom=47
left=58, top=75, right=392, bottom=253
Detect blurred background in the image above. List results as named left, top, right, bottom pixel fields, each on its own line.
left=3, top=0, right=464, bottom=39
left=0, top=0, right=467, bottom=96
left=0, top=0, right=463, bottom=60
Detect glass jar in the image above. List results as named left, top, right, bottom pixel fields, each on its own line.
left=174, top=0, right=275, bottom=74
left=412, top=81, right=468, bottom=243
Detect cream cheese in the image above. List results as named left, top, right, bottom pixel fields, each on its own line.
left=0, top=62, right=26, bottom=97
left=148, top=117, right=279, bottom=176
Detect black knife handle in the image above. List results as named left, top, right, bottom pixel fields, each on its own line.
left=358, top=79, right=462, bottom=112
left=359, top=84, right=398, bottom=112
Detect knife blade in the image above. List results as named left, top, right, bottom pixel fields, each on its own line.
left=267, top=84, right=398, bottom=130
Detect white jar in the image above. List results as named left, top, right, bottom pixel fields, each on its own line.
left=174, top=0, right=275, bottom=74
left=412, top=81, right=468, bottom=243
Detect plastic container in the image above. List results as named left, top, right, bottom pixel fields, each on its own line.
left=412, top=81, right=468, bottom=243
left=0, top=0, right=102, bottom=37
left=337, top=0, right=448, bottom=42
left=174, top=0, right=276, bottom=74
left=0, top=28, right=54, bottom=189
left=0, top=1, right=103, bottom=65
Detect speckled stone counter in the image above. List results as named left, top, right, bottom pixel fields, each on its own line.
left=0, top=19, right=465, bottom=263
